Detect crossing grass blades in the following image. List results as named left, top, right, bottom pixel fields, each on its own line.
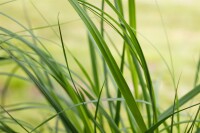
left=0, top=0, right=200, bottom=133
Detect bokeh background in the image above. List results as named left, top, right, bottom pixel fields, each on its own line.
left=0, top=0, right=200, bottom=131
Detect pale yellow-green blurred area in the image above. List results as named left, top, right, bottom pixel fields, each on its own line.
left=0, top=0, right=200, bottom=132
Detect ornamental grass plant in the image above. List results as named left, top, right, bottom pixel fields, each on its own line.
left=0, top=0, right=200, bottom=133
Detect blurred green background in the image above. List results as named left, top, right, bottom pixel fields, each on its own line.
left=0, top=0, right=200, bottom=129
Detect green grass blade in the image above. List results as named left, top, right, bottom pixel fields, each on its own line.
left=0, top=105, right=29, bottom=133
left=58, top=15, right=94, bottom=132
left=114, top=0, right=124, bottom=16
left=30, top=97, right=125, bottom=133
left=170, top=74, right=181, bottom=133
left=70, top=54, right=95, bottom=90
left=160, top=84, right=200, bottom=120
left=146, top=102, right=200, bottom=132
left=58, top=14, right=80, bottom=96
left=160, top=120, right=200, bottom=132
left=127, top=1, right=150, bottom=127
left=112, top=1, right=125, bottom=127
left=0, top=121, right=17, bottom=133
left=170, top=86, right=178, bottom=133
left=114, top=43, right=125, bottom=126
left=30, top=0, right=59, bottom=38
left=128, top=0, right=136, bottom=31
left=126, top=106, right=138, bottom=132
left=0, top=29, right=79, bottom=132
left=94, top=81, right=105, bottom=133
left=104, top=0, right=158, bottom=124
left=67, top=0, right=147, bottom=132
left=82, top=2, right=100, bottom=95
left=128, top=0, right=140, bottom=103
left=88, top=35, right=100, bottom=95
left=154, top=0, right=176, bottom=87
left=194, top=56, right=200, bottom=86
left=100, top=0, right=114, bottom=119
left=186, top=105, right=200, bottom=133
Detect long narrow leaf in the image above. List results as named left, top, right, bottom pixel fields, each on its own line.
left=67, top=0, right=147, bottom=132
